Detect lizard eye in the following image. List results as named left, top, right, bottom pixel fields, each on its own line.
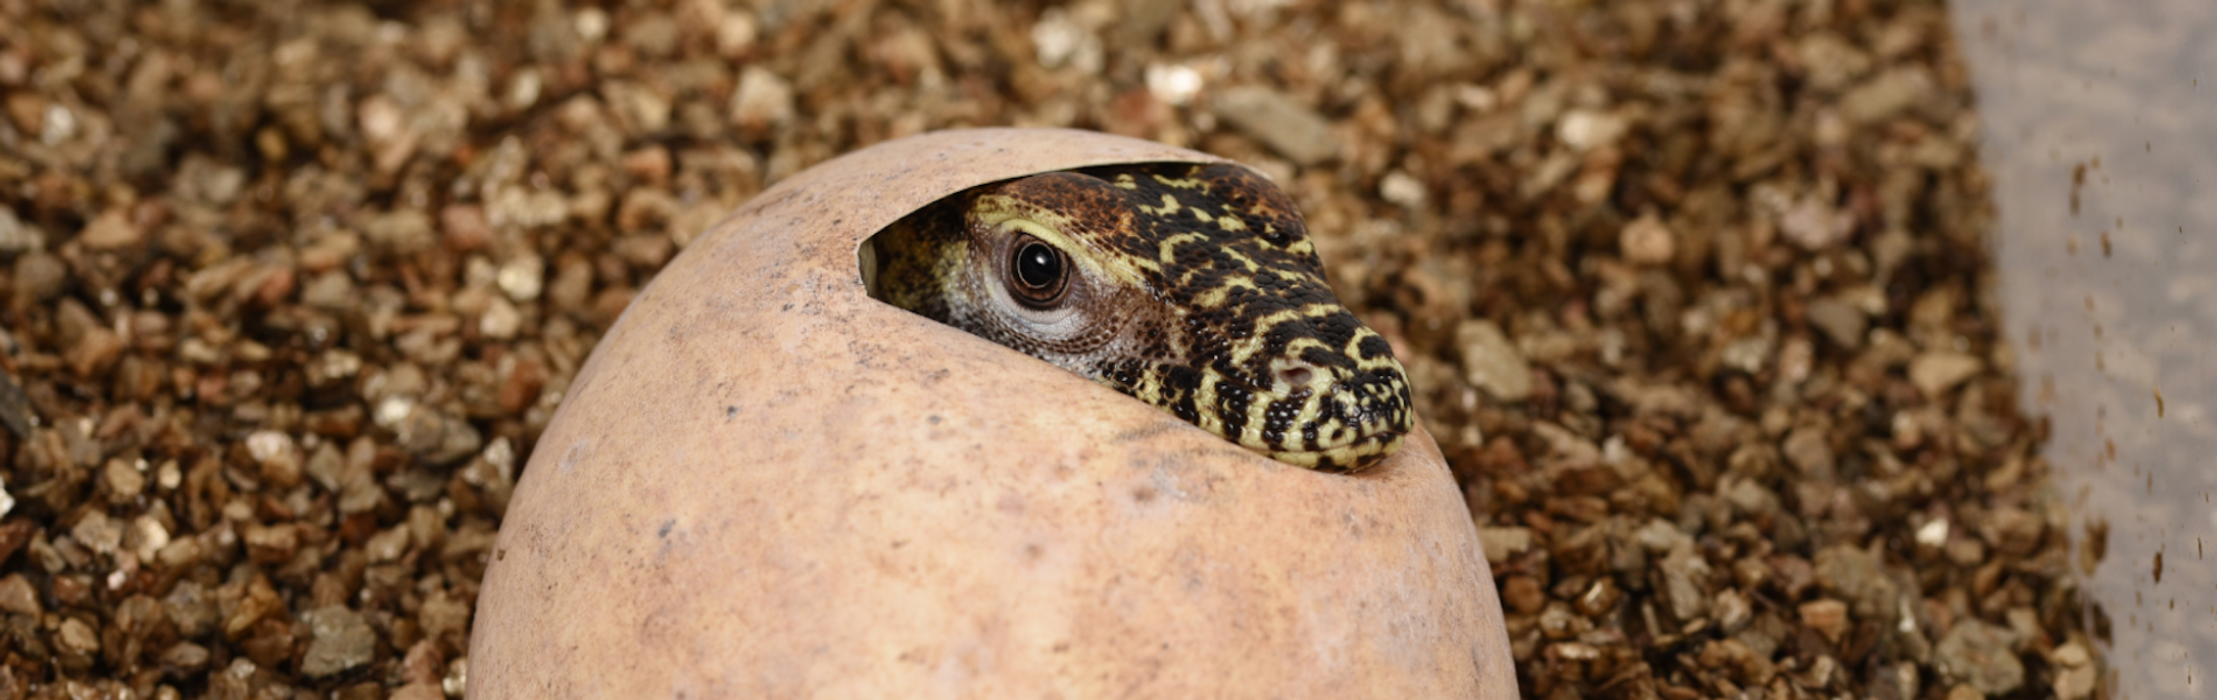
left=1007, top=237, right=1069, bottom=307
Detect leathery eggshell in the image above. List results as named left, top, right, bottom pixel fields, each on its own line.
left=467, top=128, right=1516, bottom=698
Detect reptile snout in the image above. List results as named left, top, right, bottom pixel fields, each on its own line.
left=1326, top=366, right=1411, bottom=433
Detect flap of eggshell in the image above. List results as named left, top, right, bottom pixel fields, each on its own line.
left=467, top=128, right=1516, bottom=699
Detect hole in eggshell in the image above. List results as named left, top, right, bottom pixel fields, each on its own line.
left=855, top=160, right=1410, bottom=478
left=855, top=162, right=1230, bottom=437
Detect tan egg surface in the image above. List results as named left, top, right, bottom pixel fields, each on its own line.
left=466, top=128, right=1515, bottom=698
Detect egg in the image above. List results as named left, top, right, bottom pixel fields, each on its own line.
left=466, top=128, right=1516, bottom=698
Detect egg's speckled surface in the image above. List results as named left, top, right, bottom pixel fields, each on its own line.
left=466, top=129, right=1514, bottom=699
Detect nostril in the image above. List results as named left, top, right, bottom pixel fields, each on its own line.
left=1281, top=366, right=1314, bottom=387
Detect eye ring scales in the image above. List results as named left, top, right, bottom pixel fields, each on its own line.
left=1008, top=237, right=1070, bottom=307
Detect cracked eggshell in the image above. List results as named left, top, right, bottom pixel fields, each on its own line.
left=467, top=128, right=1515, bottom=699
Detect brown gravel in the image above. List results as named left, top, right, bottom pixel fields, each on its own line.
left=0, top=0, right=2097, bottom=698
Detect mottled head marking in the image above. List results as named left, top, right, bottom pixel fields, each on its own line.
left=865, top=163, right=1411, bottom=471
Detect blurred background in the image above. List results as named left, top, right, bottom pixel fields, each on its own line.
left=2, top=0, right=2198, bottom=698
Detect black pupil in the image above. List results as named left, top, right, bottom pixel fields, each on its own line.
left=1016, top=243, right=1061, bottom=290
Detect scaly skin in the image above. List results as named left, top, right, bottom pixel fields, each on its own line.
left=867, top=163, right=1411, bottom=472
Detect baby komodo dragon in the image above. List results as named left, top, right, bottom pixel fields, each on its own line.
left=864, top=163, right=1412, bottom=472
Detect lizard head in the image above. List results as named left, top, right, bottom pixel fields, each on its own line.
left=866, top=163, right=1412, bottom=472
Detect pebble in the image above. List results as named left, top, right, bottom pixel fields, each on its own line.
left=1476, top=526, right=1532, bottom=565
left=1914, top=518, right=1950, bottom=548
left=1378, top=171, right=1427, bottom=209
left=1798, top=32, right=1874, bottom=92
left=1031, top=7, right=1102, bottom=72
left=604, top=81, right=673, bottom=134
left=1909, top=351, right=1983, bottom=397
left=1713, top=589, right=1753, bottom=634
left=1455, top=320, right=1533, bottom=402
left=1619, top=213, right=1675, bottom=265
left=1211, top=86, right=1339, bottom=166
left=1720, top=336, right=1772, bottom=374
left=1978, top=507, right=2044, bottom=556
left=391, top=682, right=445, bottom=700
left=243, top=523, right=298, bottom=563
left=177, top=156, right=246, bottom=205
left=1145, top=63, right=1204, bottom=106
left=402, top=639, right=445, bottom=685
left=246, top=431, right=304, bottom=488
left=163, top=581, right=216, bottom=638
left=481, top=297, right=523, bottom=340
left=4, top=93, right=40, bottom=133
left=364, top=209, right=436, bottom=255
left=307, top=349, right=364, bottom=388
left=1804, top=297, right=1866, bottom=348
left=1813, top=544, right=1899, bottom=619
left=70, top=510, right=122, bottom=555
left=1776, top=336, right=1814, bottom=385
left=1574, top=578, right=1621, bottom=617
left=39, top=103, right=75, bottom=146
left=420, top=590, right=472, bottom=644
left=441, top=205, right=494, bottom=252
left=613, top=231, right=674, bottom=267
left=1778, top=194, right=1855, bottom=250
left=157, top=537, right=204, bottom=569
left=304, top=443, right=345, bottom=492
left=130, top=515, right=169, bottom=561
left=1721, top=478, right=1780, bottom=518
left=622, top=146, right=673, bottom=185
left=0, top=205, right=44, bottom=252
left=65, top=326, right=125, bottom=378
left=102, top=459, right=145, bottom=503
left=2050, top=642, right=2097, bottom=700
left=1781, top=426, right=1836, bottom=480
left=208, top=659, right=259, bottom=699
left=1841, top=67, right=1935, bottom=125
left=250, top=265, right=296, bottom=306
left=1537, top=602, right=1585, bottom=639
left=357, top=95, right=405, bottom=143
left=716, top=12, right=758, bottom=57
left=1659, top=544, right=1713, bottom=621
left=1499, top=575, right=1545, bottom=615
left=1549, top=641, right=1601, bottom=662
left=11, top=252, right=66, bottom=305
left=487, top=186, right=568, bottom=229
left=301, top=606, right=377, bottom=677
left=395, top=407, right=484, bottom=466
left=163, top=643, right=210, bottom=672
left=497, top=254, right=546, bottom=301
left=730, top=66, right=794, bottom=131
left=0, top=573, right=38, bottom=615
left=1799, top=599, right=1849, bottom=642
left=367, top=525, right=412, bottom=563
left=58, top=617, right=100, bottom=654
left=1633, top=518, right=1694, bottom=553
left=2051, top=641, right=2091, bottom=668
left=1935, top=619, right=2023, bottom=695
left=498, top=357, right=548, bottom=414
left=1557, top=109, right=1628, bottom=152
left=620, top=13, right=677, bottom=58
